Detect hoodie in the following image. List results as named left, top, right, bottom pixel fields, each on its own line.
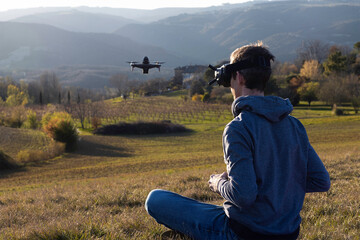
left=218, top=96, right=330, bottom=235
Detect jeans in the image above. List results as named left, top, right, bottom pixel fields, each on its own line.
left=145, top=189, right=239, bottom=240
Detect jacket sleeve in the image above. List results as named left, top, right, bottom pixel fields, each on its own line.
left=217, top=124, right=258, bottom=208
left=306, top=144, right=331, bottom=192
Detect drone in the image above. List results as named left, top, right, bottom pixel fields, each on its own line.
left=127, top=56, right=165, bottom=74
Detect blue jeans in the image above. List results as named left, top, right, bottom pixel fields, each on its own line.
left=145, top=189, right=239, bottom=240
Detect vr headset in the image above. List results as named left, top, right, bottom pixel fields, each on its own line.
left=208, top=56, right=271, bottom=87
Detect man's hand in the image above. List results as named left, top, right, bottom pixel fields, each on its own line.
left=208, top=172, right=228, bottom=193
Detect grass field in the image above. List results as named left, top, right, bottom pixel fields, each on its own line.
left=0, top=96, right=359, bottom=240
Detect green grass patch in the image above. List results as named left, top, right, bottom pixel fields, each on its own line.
left=0, top=98, right=359, bottom=239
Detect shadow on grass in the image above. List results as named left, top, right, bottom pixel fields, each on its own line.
left=295, top=106, right=332, bottom=111
left=75, top=135, right=132, bottom=158
left=0, top=150, right=25, bottom=178
left=0, top=167, right=26, bottom=178
left=93, top=121, right=194, bottom=136
left=124, top=130, right=195, bottom=140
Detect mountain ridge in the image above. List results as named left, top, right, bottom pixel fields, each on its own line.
left=0, top=0, right=358, bottom=88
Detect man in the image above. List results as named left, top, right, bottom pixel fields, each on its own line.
left=145, top=42, right=330, bottom=240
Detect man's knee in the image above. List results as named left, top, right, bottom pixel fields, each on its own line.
left=145, top=189, right=168, bottom=215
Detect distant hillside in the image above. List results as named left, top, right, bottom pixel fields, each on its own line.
left=12, top=10, right=137, bottom=33
left=0, top=0, right=359, bottom=88
left=0, top=22, right=186, bottom=70
left=115, top=1, right=360, bottom=62
left=0, top=7, right=69, bottom=21
left=0, top=3, right=255, bottom=23
left=75, top=3, right=256, bottom=23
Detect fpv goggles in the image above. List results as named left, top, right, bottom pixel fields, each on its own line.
left=208, top=56, right=271, bottom=87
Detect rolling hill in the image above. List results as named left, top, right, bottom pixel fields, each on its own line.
left=115, top=1, right=360, bottom=62
left=0, top=22, right=186, bottom=69
left=0, top=0, right=358, bottom=88
left=0, top=3, right=255, bottom=23
left=11, top=10, right=137, bottom=33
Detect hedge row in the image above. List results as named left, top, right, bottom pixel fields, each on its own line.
left=93, top=121, right=190, bottom=135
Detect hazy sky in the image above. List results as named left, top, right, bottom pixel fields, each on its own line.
left=0, top=0, right=249, bottom=11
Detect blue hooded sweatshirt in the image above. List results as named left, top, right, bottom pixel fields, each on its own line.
left=218, top=96, right=330, bottom=235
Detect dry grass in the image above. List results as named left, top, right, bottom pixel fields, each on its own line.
left=0, top=126, right=53, bottom=159
left=0, top=100, right=359, bottom=239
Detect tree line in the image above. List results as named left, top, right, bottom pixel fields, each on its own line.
left=190, top=40, right=360, bottom=113
left=0, top=40, right=359, bottom=114
left=0, top=72, right=105, bottom=106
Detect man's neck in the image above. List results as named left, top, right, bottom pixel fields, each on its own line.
left=242, top=87, right=264, bottom=97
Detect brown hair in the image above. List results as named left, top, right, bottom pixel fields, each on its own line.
left=230, top=41, right=274, bottom=91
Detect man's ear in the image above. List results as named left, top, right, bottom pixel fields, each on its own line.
left=236, top=71, right=245, bottom=86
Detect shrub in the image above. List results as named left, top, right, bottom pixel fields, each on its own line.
left=41, top=111, right=54, bottom=127
left=16, top=141, right=65, bottom=164
left=180, top=95, right=188, bottom=101
left=333, top=108, right=344, bottom=116
left=202, top=93, right=210, bottom=102
left=42, top=112, right=78, bottom=151
left=91, top=117, right=102, bottom=130
left=25, top=110, right=39, bottom=129
left=93, top=121, right=190, bottom=135
left=351, top=96, right=360, bottom=114
left=192, top=94, right=203, bottom=102
left=189, top=80, right=205, bottom=96
left=17, top=150, right=47, bottom=163
left=6, top=106, right=27, bottom=128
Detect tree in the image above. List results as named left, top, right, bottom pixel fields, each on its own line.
left=351, top=96, right=360, bottom=114
left=323, top=50, right=347, bottom=75
left=6, top=84, right=29, bottom=106
left=351, top=42, right=360, bottom=75
left=189, top=80, right=205, bottom=97
left=39, top=91, right=43, bottom=105
left=272, top=62, right=299, bottom=89
left=39, top=72, right=61, bottom=104
left=27, top=81, right=41, bottom=104
left=345, top=74, right=360, bottom=113
left=278, top=87, right=300, bottom=106
left=42, top=112, right=78, bottom=151
left=169, top=68, right=184, bottom=90
left=264, top=76, right=280, bottom=96
left=72, top=102, right=87, bottom=129
left=109, top=74, right=131, bottom=98
left=319, top=75, right=350, bottom=105
left=67, top=91, right=71, bottom=104
left=273, top=61, right=299, bottom=76
left=138, top=78, right=168, bottom=96
left=299, top=60, right=322, bottom=81
left=354, top=42, right=360, bottom=52
left=296, top=40, right=329, bottom=64
left=297, top=82, right=320, bottom=107
left=0, top=76, right=15, bottom=101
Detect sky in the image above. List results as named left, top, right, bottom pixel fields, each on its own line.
left=0, top=0, right=249, bottom=12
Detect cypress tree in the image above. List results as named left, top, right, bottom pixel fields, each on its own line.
left=39, top=91, right=43, bottom=105
left=67, top=91, right=71, bottom=104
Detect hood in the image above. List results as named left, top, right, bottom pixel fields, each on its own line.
left=231, top=96, right=293, bottom=122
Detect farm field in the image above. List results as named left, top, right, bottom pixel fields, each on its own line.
left=0, top=96, right=359, bottom=240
